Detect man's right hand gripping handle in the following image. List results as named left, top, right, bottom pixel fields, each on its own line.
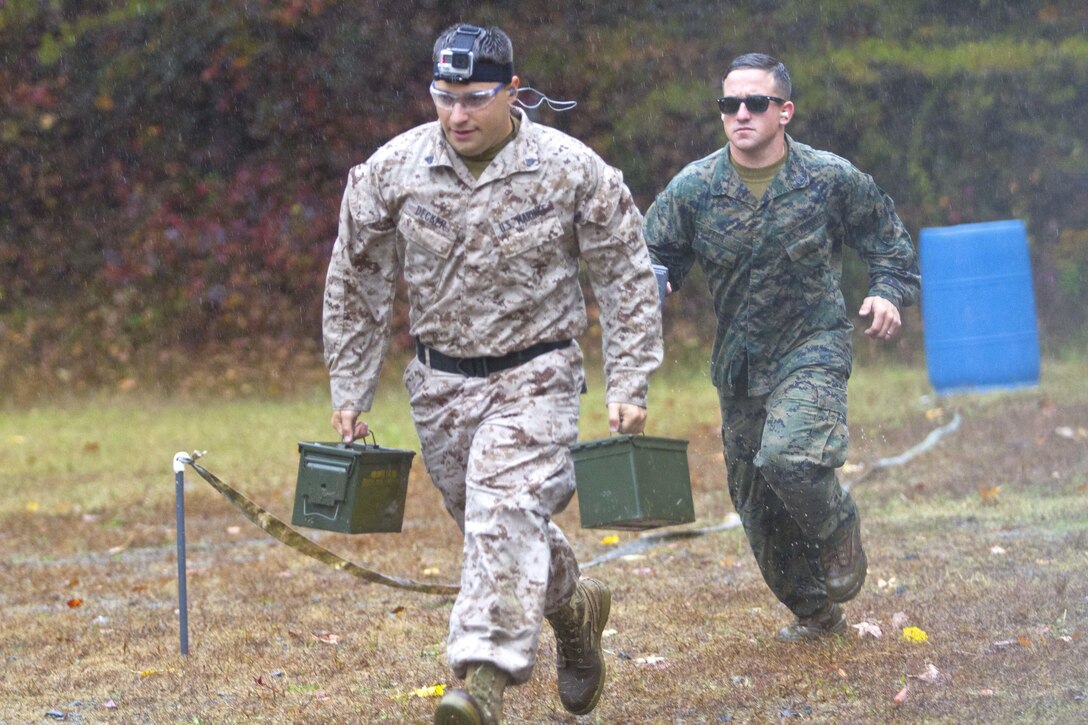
left=331, top=409, right=368, bottom=443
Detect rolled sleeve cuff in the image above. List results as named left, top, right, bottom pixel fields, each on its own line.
left=329, top=375, right=376, bottom=413
left=868, top=282, right=905, bottom=310
left=604, top=370, right=650, bottom=409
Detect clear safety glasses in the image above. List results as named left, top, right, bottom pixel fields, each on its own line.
left=429, top=81, right=509, bottom=111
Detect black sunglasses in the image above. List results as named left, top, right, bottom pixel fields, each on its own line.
left=716, top=95, right=787, bottom=114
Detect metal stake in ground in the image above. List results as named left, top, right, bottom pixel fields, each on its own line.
left=172, top=451, right=192, bottom=656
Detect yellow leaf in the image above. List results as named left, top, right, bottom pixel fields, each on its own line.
left=26, top=501, right=39, bottom=512
left=393, top=684, right=446, bottom=700
left=600, top=534, right=620, bottom=546
left=902, top=626, right=929, bottom=643
left=412, top=685, right=445, bottom=698
left=138, top=669, right=159, bottom=677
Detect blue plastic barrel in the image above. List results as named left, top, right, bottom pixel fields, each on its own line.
left=919, top=219, right=1040, bottom=394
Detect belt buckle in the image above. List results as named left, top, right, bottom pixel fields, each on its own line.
left=456, top=356, right=488, bottom=377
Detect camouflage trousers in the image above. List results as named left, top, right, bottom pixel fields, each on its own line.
left=403, top=343, right=585, bottom=684
left=718, top=365, right=858, bottom=618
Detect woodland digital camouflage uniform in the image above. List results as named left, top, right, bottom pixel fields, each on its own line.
left=645, top=136, right=919, bottom=617
left=324, top=107, right=662, bottom=681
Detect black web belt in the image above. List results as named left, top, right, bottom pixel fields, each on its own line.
left=416, top=338, right=572, bottom=377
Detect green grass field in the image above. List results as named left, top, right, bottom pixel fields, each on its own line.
left=1, top=357, right=1086, bottom=722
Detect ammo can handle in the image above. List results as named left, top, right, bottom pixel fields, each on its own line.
left=342, top=430, right=378, bottom=449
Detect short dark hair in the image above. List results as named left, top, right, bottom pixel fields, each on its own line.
left=433, top=24, right=514, bottom=66
left=723, top=53, right=792, bottom=100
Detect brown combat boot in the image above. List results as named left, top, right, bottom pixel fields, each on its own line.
left=820, top=516, right=867, bottom=602
left=545, top=577, right=611, bottom=715
left=776, top=602, right=848, bottom=642
left=434, top=662, right=508, bottom=725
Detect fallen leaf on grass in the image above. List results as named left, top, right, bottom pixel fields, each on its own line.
left=393, top=684, right=446, bottom=700
left=908, top=663, right=945, bottom=684
left=635, top=655, right=670, bottom=669
left=599, top=534, right=620, bottom=546
left=902, top=626, right=929, bottom=643
left=26, top=501, right=39, bottom=512
left=852, top=621, right=883, bottom=639
left=137, top=669, right=159, bottom=677
left=893, top=685, right=910, bottom=705
left=67, top=598, right=83, bottom=608
left=312, top=630, right=341, bottom=644
left=422, top=566, right=441, bottom=576
left=978, top=485, right=1001, bottom=504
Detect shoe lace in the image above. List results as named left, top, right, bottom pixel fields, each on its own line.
left=552, top=600, right=588, bottom=668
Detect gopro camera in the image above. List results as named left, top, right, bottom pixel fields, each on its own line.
left=435, top=25, right=483, bottom=82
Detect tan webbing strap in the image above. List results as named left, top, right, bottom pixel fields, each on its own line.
left=187, top=461, right=460, bottom=596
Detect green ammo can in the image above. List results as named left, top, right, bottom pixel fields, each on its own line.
left=570, top=435, right=695, bottom=530
left=291, top=439, right=415, bottom=534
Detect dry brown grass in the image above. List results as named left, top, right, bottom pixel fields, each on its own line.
left=1, top=360, right=1087, bottom=723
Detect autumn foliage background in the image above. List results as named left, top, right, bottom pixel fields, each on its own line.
left=2, top=0, right=1087, bottom=399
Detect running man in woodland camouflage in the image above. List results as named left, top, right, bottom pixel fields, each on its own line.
left=322, top=24, right=662, bottom=723
left=644, top=53, right=919, bottom=641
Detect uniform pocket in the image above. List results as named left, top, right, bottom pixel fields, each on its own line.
left=399, top=215, right=456, bottom=309
left=693, top=220, right=745, bottom=268
left=400, top=215, right=455, bottom=258
left=496, top=215, right=564, bottom=258
left=779, top=213, right=827, bottom=267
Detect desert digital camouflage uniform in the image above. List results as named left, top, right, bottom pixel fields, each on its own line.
left=644, top=136, right=919, bottom=617
left=324, top=107, right=662, bottom=682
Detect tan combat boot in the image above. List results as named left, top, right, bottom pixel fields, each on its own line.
left=434, top=662, right=508, bottom=725
left=545, top=577, right=611, bottom=715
